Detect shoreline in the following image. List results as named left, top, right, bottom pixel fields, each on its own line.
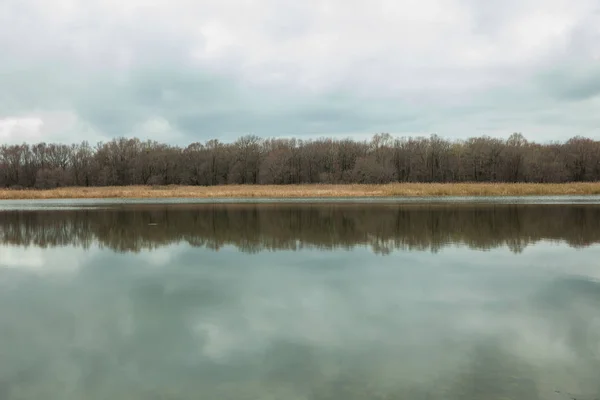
left=2, top=183, right=600, bottom=200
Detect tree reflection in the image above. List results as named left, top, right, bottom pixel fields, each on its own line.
left=1, top=204, right=600, bottom=254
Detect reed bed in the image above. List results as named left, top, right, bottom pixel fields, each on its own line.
left=1, top=182, right=600, bottom=200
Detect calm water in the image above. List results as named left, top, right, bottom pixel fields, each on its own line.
left=1, top=201, right=600, bottom=399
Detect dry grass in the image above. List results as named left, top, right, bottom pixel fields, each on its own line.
left=1, top=183, right=600, bottom=200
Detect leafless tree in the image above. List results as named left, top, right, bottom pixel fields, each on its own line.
left=1, top=132, right=599, bottom=187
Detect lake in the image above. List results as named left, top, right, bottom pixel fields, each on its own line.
left=1, top=199, right=599, bottom=399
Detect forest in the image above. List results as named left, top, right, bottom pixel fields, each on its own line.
left=1, top=132, right=600, bottom=188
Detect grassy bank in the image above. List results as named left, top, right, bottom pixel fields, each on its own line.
left=1, top=183, right=600, bottom=200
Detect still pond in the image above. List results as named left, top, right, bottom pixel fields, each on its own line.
left=0, top=199, right=599, bottom=399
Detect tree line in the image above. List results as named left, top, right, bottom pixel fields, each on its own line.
left=2, top=204, right=599, bottom=254
left=1, top=133, right=599, bottom=188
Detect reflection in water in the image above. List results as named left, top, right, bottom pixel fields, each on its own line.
left=0, top=204, right=599, bottom=399
left=1, top=204, right=600, bottom=253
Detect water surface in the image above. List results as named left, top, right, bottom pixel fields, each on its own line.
left=1, top=202, right=599, bottom=399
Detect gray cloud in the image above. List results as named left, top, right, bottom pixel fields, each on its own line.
left=541, top=66, right=600, bottom=101
left=1, top=0, right=599, bottom=144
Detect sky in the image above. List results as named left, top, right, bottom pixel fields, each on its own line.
left=1, top=0, right=599, bottom=145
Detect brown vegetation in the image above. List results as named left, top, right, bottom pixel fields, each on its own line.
left=2, top=133, right=600, bottom=189
left=1, top=182, right=600, bottom=199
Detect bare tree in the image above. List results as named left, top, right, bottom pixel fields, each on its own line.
left=503, top=133, right=529, bottom=182
left=2, top=132, right=600, bottom=188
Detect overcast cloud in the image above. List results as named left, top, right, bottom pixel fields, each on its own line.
left=1, top=0, right=599, bottom=145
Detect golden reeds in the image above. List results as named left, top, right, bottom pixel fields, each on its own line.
left=1, top=183, right=600, bottom=200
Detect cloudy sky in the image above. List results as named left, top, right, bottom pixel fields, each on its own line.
left=1, top=0, right=599, bottom=145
